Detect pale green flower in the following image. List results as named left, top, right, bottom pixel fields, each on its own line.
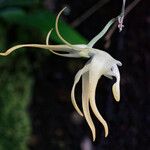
left=71, top=48, right=122, bottom=141
left=0, top=7, right=122, bottom=141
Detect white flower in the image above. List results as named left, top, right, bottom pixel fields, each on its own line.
left=0, top=7, right=122, bottom=141
left=71, top=49, right=122, bottom=141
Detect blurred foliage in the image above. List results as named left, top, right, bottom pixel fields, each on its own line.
left=0, top=8, right=87, bottom=44
left=0, top=54, right=33, bottom=150
left=0, top=1, right=87, bottom=45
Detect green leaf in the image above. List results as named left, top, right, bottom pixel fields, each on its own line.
left=0, top=8, right=87, bottom=44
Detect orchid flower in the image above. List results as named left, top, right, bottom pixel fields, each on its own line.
left=0, top=6, right=123, bottom=141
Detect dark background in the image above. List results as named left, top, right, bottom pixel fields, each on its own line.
left=0, top=0, right=149, bottom=150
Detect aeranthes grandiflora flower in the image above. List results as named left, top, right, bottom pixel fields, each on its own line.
left=0, top=6, right=124, bottom=141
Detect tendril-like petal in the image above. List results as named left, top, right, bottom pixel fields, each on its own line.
left=55, top=7, right=73, bottom=47
left=0, top=44, right=74, bottom=56
left=55, top=7, right=89, bottom=52
left=82, top=72, right=96, bottom=141
left=89, top=67, right=108, bottom=138
left=88, top=18, right=116, bottom=48
left=0, top=44, right=50, bottom=56
left=0, top=43, right=89, bottom=58
left=46, top=29, right=53, bottom=45
left=71, top=64, right=90, bottom=116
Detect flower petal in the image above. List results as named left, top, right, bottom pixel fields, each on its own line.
left=82, top=72, right=96, bottom=141
left=112, top=79, right=120, bottom=102
left=87, top=18, right=116, bottom=48
left=55, top=7, right=88, bottom=52
left=112, top=65, right=121, bottom=102
left=0, top=43, right=86, bottom=57
left=71, top=64, right=90, bottom=116
left=89, top=68, right=108, bottom=138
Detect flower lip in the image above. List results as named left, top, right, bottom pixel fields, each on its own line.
left=102, top=62, right=121, bottom=102
left=111, top=65, right=121, bottom=102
